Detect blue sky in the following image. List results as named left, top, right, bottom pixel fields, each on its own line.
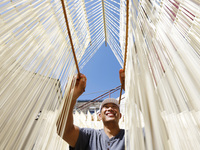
left=78, top=43, right=123, bottom=101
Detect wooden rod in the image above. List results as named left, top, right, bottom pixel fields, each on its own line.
left=101, top=0, right=107, bottom=46
left=119, top=0, right=129, bottom=104
left=61, top=0, right=81, bottom=78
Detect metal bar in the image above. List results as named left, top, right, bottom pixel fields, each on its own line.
left=77, top=85, right=121, bottom=110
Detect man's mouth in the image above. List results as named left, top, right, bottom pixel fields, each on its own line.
left=106, top=112, right=115, bottom=117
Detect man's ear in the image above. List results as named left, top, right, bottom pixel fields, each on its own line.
left=120, top=113, right=122, bottom=119
left=98, top=113, right=102, bottom=121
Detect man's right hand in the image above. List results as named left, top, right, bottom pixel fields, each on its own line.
left=71, top=74, right=87, bottom=100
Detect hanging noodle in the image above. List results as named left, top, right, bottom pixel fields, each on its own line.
left=124, top=0, right=200, bottom=149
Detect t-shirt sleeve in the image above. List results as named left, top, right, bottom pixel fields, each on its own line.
left=69, top=128, right=94, bottom=150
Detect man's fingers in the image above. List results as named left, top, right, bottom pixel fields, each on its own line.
left=119, top=69, right=125, bottom=80
left=72, top=73, right=87, bottom=89
left=77, top=74, right=87, bottom=93
left=120, top=72, right=125, bottom=78
left=81, top=77, right=86, bottom=82
left=70, top=73, right=87, bottom=100
left=119, top=69, right=125, bottom=90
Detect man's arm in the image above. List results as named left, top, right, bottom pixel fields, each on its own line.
left=57, top=74, right=87, bottom=147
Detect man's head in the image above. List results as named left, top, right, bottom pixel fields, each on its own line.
left=99, top=98, right=121, bottom=125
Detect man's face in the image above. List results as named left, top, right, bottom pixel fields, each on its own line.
left=99, top=103, right=121, bottom=124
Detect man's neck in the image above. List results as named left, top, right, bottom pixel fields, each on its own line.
left=103, top=124, right=120, bottom=139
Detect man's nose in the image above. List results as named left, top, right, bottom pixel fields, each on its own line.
left=107, top=107, right=113, bottom=110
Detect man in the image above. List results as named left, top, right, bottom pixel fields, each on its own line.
left=57, top=69, right=125, bottom=150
